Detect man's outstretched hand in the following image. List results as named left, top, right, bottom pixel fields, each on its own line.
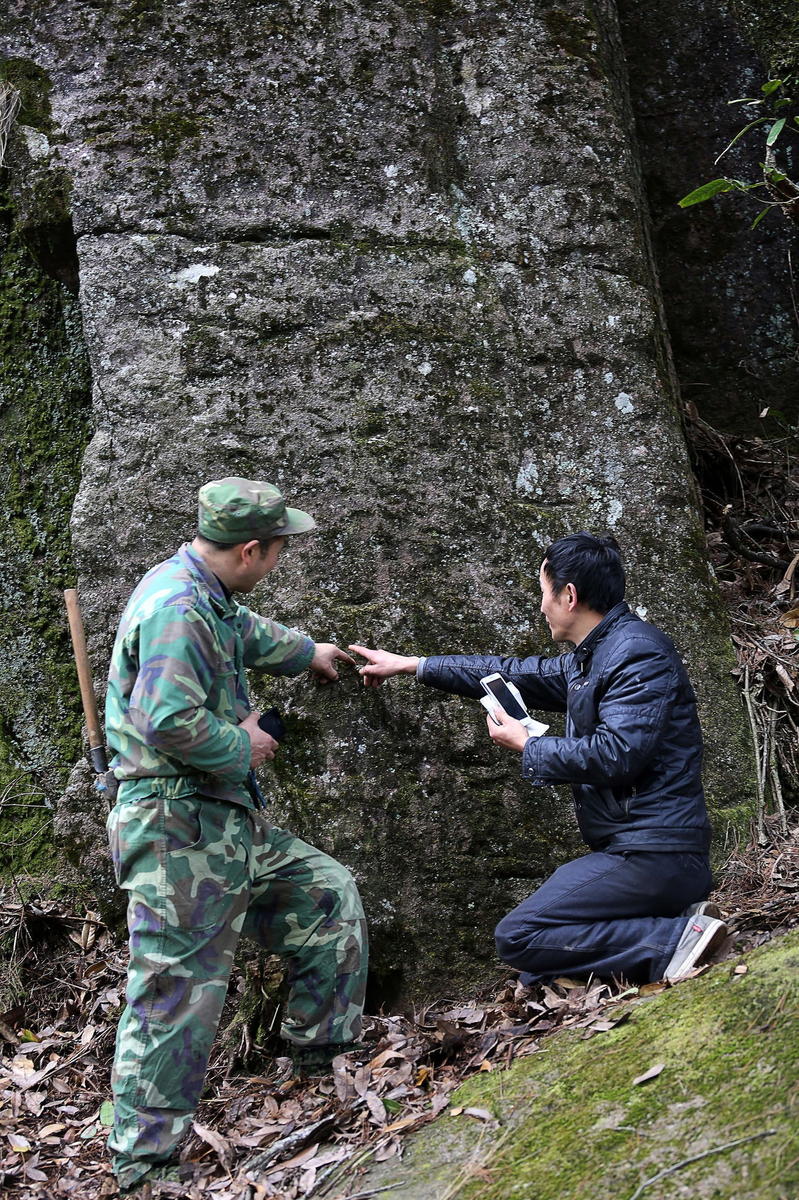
left=349, top=645, right=420, bottom=688
left=486, top=705, right=530, bottom=753
left=310, top=642, right=356, bottom=682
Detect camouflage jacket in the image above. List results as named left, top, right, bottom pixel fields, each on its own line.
left=106, top=543, right=315, bottom=808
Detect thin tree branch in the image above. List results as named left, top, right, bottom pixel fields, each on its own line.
left=627, top=1130, right=777, bottom=1200
left=743, top=666, right=766, bottom=845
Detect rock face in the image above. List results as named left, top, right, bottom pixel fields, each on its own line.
left=0, top=58, right=91, bottom=876
left=0, top=0, right=754, bottom=994
left=617, top=0, right=799, bottom=434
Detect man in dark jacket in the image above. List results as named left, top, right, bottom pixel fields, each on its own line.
left=350, top=532, right=727, bottom=985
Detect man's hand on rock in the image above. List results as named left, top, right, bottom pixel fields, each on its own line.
left=349, top=645, right=419, bottom=687
left=486, top=705, right=530, bottom=753
left=310, top=642, right=356, bottom=683
left=240, top=711, right=279, bottom=766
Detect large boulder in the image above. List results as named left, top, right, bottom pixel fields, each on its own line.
left=0, top=0, right=754, bottom=994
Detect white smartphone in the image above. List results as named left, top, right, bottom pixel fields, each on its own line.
left=480, top=673, right=550, bottom=738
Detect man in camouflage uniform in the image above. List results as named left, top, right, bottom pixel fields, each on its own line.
left=105, top=478, right=367, bottom=1193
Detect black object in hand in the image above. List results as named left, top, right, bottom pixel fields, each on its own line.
left=258, top=706, right=286, bottom=742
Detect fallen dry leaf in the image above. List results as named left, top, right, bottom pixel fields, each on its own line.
left=462, top=1107, right=495, bottom=1123
left=365, top=1091, right=387, bottom=1125
left=632, top=1062, right=665, bottom=1086
left=192, top=1121, right=233, bottom=1169
left=382, top=1114, right=424, bottom=1134
left=778, top=606, right=799, bottom=629
left=264, top=1141, right=319, bottom=1176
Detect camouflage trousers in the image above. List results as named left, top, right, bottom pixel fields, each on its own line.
left=105, top=787, right=367, bottom=1188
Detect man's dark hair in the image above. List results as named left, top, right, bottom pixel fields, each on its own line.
left=542, top=532, right=625, bottom=614
left=195, top=533, right=278, bottom=554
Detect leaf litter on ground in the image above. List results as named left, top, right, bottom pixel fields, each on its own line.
left=1, top=817, right=798, bottom=1198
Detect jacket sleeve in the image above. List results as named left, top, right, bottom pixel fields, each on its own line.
left=419, top=652, right=570, bottom=713
left=238, top=607, right=316, bottom=674
left=521, top=641, right=677, bottom=785
left=127, top=603, right=251, bottom=784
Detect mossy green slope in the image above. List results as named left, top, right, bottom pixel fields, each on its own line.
left=365, top=929, right=799, bottom=1200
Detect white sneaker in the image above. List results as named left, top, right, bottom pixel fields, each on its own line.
left=663, top=915, right=728, bottom=982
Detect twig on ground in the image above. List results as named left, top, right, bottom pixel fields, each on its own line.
left=627, top=1129, right=777, bottom=1200
left=768, top=708, right=789, bottom=835
left=330, top=1186, right=404, bottom=1200
left=743, top=666, right=767, bottom=844
left=722, top=512, right=790, bottom=571
left=244, top=1113, right=338, bottom=1175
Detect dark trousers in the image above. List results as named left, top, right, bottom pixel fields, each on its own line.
left=495, top=850, right=714, bottom=985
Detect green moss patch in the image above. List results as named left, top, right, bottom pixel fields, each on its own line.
left=137, top=110, right=206, bottom=161
left=365, top=930, right=799, bottom=1199
left=0, top=59, right=54, bottom=134
left=733, top=0, right=799, bottom=78
left=542, top=7, right=603, bottom=78
left=0, top=119, right=92, bottom=876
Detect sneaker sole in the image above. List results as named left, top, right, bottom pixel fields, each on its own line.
left=665, top=919, right=729, bottom=982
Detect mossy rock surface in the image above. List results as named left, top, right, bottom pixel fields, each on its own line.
left=617, top=0, right=799, bottom=436
left=0, top=69, right=92, bottom=879
left=1, top=0, right=758, bottom=988
left=733, top=0, right=799, bottom=77
left=363, top=928, right=799, bottom=1199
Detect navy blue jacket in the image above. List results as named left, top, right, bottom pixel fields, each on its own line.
left=418, top=602, right=711, bottom=853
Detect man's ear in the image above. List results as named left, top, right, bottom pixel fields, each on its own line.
left=565, top=582, right=579, bottom=610
left=240, top=539, right=261, bottom=564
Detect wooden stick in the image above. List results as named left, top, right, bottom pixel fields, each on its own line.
left=244, top=1114, right=337, bottom=1175
left=63, top=589, right=107, bottom=774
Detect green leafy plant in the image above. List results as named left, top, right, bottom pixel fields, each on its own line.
left=679, top=78, right=799, bottom=228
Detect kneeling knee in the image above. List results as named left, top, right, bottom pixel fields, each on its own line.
left=325, top=863, right=365, bottom=922
left=495, top=913, right=521, bottom=961
left=495, top=909, right=549, bottom=963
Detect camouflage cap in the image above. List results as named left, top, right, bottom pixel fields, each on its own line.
left=197, top=478, right=316, bottom=544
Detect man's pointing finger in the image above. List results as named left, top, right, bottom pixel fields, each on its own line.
left=348, top=643, right=375, bottom=660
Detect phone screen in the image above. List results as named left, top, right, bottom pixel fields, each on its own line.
left=483, top=676, right=528, bottom=722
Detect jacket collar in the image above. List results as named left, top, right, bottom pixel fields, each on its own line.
left=573, top=601, right=631, bottom=666
left=177, top=542, right=236, bottom=616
